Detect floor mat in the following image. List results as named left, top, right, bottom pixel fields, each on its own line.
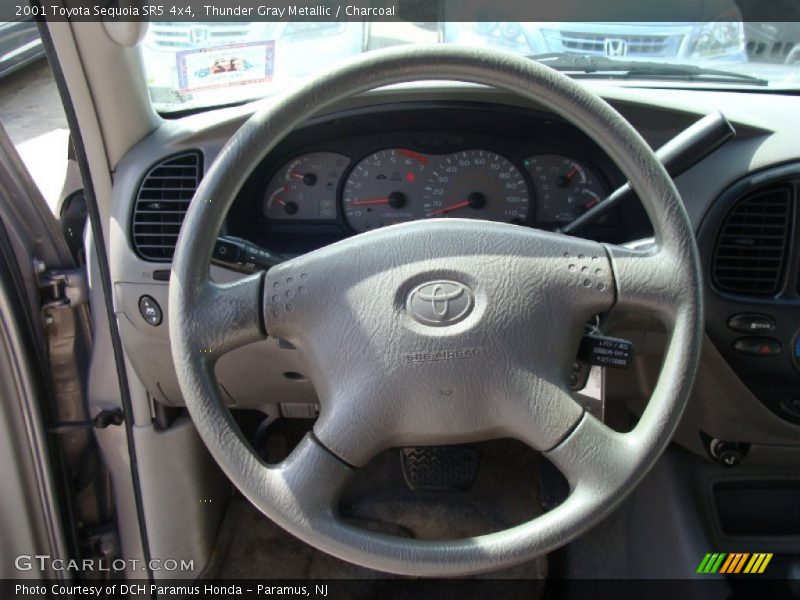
left=206, top=440, right=547, bottom=597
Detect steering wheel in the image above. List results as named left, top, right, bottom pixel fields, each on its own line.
left=169, top=45, right=702, bottom=576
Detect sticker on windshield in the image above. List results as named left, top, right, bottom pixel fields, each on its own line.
left=176, top=40, right=275, bottom=94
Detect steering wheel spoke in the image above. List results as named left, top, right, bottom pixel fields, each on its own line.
left=261, top=434, right=354, bottom=524
left=605, top=243, right=683, bottom=323
left=312, top=389, right=391, bottom=468
left=543, top=412, right=635, bottom=493
left=190, top=273, right=267, bottom=359
left=504, top=373, right=585, bottom=452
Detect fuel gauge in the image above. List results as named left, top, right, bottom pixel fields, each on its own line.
left=523, top=154, right=608, bottom=224
left=263, top=152, right=349, bottom=221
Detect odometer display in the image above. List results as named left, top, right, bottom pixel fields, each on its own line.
left=343, top=149, right=428, bottom=232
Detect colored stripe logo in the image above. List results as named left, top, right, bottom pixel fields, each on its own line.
left=697, top=552, right=773, bottom=574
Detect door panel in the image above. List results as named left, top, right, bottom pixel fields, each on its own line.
left=0, top=119, right=99, bottom=578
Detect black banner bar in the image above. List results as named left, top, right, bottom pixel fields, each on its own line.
left=2, top=578, right=797, bottom=600
left=7, top=0, right=800, bottom=23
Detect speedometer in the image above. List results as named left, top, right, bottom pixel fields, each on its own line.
left=422, top=150, right=529, bottom=223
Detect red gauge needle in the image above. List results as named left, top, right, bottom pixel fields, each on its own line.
left=583, top=198, right=600, bottom=210
left=287, top=171, right=305, bottom=180
left=428, top=200, right=470, bottom=216
left=349, top=198, right=390, bottom=206
left=268, top=185, right=288, bottom=207
left=557, top=166, right=579, bottom=189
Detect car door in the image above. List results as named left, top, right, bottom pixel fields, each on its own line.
left=0, top=119, right=107, bottom=579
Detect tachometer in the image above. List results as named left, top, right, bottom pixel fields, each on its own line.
left=523, top=154, right=608, bottom=224
left=263, top=152, right=349, bottom=221
left=343, top=149, right=428, bottom=232
left=422, top=150, right=529, bottom=223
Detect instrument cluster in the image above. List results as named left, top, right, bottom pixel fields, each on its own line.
left=262, top=146, right=610, bottom=233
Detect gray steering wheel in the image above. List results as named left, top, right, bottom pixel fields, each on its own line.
left=169, top=45, right=702, bottom=576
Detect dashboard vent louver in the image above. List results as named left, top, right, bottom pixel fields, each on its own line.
left=712, top=184, right=792, bottom=296
left=132, top=151, right=202, bottom=261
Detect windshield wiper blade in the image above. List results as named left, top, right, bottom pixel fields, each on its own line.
left=527, top=53, right=769, bottom=86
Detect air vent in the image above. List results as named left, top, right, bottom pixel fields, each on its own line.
left=712, top=185, right=792, bottom=296
left=132, top=151, right=202, bottom=261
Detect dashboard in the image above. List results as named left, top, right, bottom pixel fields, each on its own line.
left=94, top=79, right=800, bottom=578
left=225, top=104, right=652, bottom=254
left=112, top=86, right=800, bottom=465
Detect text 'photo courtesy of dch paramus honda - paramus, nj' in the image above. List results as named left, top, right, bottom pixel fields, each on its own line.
left=1, top=0, right=800, bottom=599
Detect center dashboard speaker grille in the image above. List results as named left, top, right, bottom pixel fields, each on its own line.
left=131, top=151, right=202, bottom=261
left=711, top=184, right=792, bottom=296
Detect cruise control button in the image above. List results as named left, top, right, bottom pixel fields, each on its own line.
left=578, top=333, right=633, bottom=368
left=727, top=313, right=775, bottom=334
left=732, top=337, right=781, bottom=357
left=138, top=295, right=162, bottom=326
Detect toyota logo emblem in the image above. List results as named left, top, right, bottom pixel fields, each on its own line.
left=406, top=280, right=475, bottom=326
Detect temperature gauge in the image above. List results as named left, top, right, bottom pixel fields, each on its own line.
left=523, top=154, right=608, bottom=224
left=263, top=152, right=349, bottom=221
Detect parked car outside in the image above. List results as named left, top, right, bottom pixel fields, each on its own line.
left=443, top=21, right=747, bottom=61
left=744, top=22, right=800, bottom=64
left=0, top=18, right=45, bottom=79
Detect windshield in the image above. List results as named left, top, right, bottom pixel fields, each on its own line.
left=142, top=20, right=800, bottom=112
